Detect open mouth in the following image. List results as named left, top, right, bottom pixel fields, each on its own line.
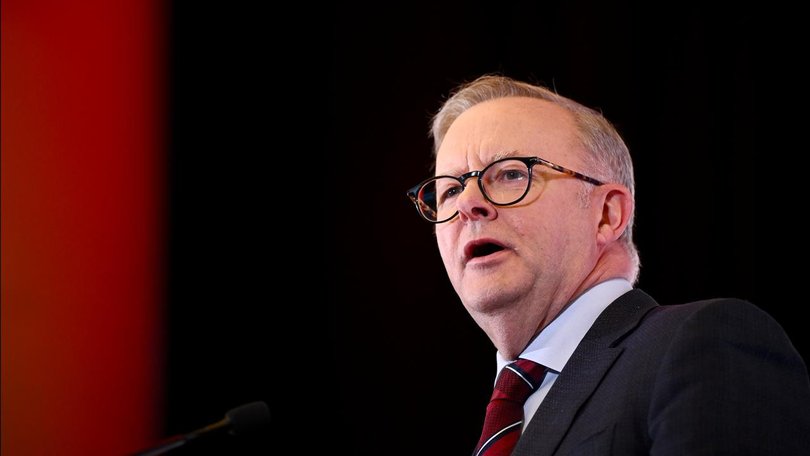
left=465, top=240, right=506, bottom=260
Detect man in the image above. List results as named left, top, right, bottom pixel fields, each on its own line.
left=406, top=75, right=810, bottom=455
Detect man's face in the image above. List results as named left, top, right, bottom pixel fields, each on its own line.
left=434, top=97, right=600, bottom=323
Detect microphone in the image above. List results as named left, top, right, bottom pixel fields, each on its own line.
left=133, top=401, right=271, bottom=456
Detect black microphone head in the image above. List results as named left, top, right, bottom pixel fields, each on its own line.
left=225, top=401, right=271, bottom=437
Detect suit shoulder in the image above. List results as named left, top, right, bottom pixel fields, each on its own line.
left=651, top=297, right=777, bottom=326
left=645, top=297, right=801, bottom=363
left=627, top=296, right=798, bottom=354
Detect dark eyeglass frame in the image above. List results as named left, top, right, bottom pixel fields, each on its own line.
left=406, top=156, right=604, bottom=223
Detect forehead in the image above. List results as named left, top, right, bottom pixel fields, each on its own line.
left=435, top=96, right=580, bottom=173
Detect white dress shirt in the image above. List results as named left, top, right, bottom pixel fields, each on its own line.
left=493, top=278, right=633, bottom=428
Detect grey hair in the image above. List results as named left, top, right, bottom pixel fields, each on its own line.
left=430, top=74, right=640, bottom=283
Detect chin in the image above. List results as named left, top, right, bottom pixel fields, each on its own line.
left=460, top=283, right=521, bottom=313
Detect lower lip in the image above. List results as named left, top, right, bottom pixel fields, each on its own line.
left=466, top=249, right=509, bottom=267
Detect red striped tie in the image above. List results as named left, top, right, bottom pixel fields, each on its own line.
left=472, top=358, right=548, bottom=456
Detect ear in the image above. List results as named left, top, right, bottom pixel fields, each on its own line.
left=595, top=184, right=633, bottom=246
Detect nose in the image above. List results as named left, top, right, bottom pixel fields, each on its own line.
left=456, top=178, right=496, bottom=222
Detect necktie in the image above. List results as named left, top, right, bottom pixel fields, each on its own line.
left=472, top=358, right=548, bottom=456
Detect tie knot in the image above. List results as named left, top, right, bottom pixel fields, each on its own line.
left=492, top=358, right=547, bottom=404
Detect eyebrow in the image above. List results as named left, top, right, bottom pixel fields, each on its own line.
left=438, top=150, right=521, bottom=176
left=491, top=150, right=519, bottom=162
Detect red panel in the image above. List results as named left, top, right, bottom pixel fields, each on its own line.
left=1, top=1, right=164, bottom=454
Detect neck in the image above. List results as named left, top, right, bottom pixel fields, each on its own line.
left=478, top=248, right=633, bottom=360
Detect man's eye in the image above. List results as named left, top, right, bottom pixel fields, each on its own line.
left=439, top=185, right=463, bottom=203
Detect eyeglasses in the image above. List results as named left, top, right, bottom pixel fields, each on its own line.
left=406, top=156, right=604, bottom=223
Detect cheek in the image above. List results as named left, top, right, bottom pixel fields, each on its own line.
left=506, top=211, right=541, bottom=243
left=506, top=208, right=562, bottom=257
left=435, top=226, right=456, bottom=264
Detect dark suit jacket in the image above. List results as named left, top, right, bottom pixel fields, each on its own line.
left=513, top=289, right=810, bottom=455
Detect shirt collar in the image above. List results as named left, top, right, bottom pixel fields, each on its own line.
left=496, top=278, right=633, bottom=376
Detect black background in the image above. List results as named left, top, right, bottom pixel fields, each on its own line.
left=164, top=2, right=803, bottom=455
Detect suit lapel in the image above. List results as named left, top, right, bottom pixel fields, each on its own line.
left=513, top=289, right=658, bottom=456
